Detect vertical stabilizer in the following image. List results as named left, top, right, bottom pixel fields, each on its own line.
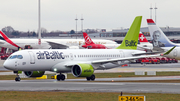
left=83, top=32, right=95, bottom=45
left=147, top=19, right=175, bottom=47
left=139, top=33, right=149, bottom=43
left=116, top=16, right=142, bottom=49
left=0, top=31, right=21, bottom=48
left=138, top=32, right=153, bottom=50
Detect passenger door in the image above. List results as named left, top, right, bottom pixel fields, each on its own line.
left=28, top=51, right=35, bottom=64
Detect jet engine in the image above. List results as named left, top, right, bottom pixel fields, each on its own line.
left=24, top=71, right=45, bottom=77
left=72, top=64, right=94, bottom=77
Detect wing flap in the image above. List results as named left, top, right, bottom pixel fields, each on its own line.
left=132, top=51, right=164, bottom=56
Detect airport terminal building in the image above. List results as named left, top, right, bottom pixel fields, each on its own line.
left=65, top=27, right=180, bottom=44
left=94, top=27, right=180, bottom=43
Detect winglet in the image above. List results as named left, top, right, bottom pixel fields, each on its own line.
left=83, top=32, right=95, bottom=45
left=116, top=16, right=142, bottom=49
left=162, top=46, right=176, bottom=56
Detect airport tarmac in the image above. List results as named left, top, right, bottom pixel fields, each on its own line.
left=0, top=79, right=180, bottom=94
left=0, top=60, right=6, bottom=71
left=1, top=60, right=180, bottom=94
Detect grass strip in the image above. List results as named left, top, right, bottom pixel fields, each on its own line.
left=0, top=91, right=179, bottom=101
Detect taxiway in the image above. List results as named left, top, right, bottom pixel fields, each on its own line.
left=1, top=60, right=180, bottom=94
left=0, top=79, right=180, bottom=94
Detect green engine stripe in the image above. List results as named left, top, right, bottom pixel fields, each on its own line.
left=77, top=63, right=94, bottom=77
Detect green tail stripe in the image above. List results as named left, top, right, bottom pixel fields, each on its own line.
left=116, top=16, right=142, bottom=50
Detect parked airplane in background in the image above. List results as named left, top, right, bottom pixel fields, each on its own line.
left=4, top=16, right=173, bottom=82
left=147, top=19, right=180, bottom=47
left=82, top=32, right=119, bottom=49
left=0, top=31, right=117, bottom=50
left=138, top=33, right=153, bottom=50
left=82, top=32, right=153, bottom=50
left=147, top=19, right=180, bottom=60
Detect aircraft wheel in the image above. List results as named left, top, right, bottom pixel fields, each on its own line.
left=90, top=74, right=95, bottom=81
left=86, top=77, right=91, bottom=81
left=15, top=77, right=21, bottom=82
left=60, top=74, right=65, bottom=81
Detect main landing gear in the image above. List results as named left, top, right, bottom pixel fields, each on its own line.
left=86, top=74, right=95, bottom=81
left=14, top=71, right=21, bottom=82
left=57, top=73, right=65, bottom=81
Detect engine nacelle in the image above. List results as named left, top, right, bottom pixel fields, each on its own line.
left=72, top=64, right=94, bottom=77
left=24, top=71, right=45, bottom=77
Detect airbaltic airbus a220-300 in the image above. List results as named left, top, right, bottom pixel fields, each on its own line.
left=3, top=16, right=172, bottom=82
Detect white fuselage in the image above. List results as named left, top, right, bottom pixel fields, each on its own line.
left=104, top=44, right=152, bottom=50
left=103, top=44, right=120, bottom=49
left=161, top=47, right=180, bottom=60
left=3, top=49, right=141, bottom=72
left=0, top=38, right=117, bottom=50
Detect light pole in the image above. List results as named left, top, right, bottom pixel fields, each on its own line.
left=81, top=15, right=84, bottom=32
left=75, top=15, right=78, bottom=38
left=150, top=4, right=153, bottom=19
left=154, top=3, right=158, bottom=23
left=38, top=0, right=41, bottom=47
left=75, top=15, right=78, bottom=34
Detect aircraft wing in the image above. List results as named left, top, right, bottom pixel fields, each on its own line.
left=92, top=46, right=176, bottom=64
left=64, top=61, right=91, bottom=67
left=46, top=41, right=69, bottom=49
left=132, top=51, right=164, bottom=56
left=63, top=46, right=175, bottom=68
left=91, top=54, right=160, bottom=64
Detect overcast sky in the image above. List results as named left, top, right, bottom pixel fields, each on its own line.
left=0, top=0, right=180, bottom=32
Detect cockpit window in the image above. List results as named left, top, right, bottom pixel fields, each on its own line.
left=9, top=55, right=17, bottom=59
left=17, top=55, right=23, bottom=59
left=9, top=55, right=23, bottom=59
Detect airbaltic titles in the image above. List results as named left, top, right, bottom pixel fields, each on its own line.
left=36, top=51, right=65, bottom=60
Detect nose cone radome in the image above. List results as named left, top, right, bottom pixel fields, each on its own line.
left=3, top=60, right=15, bottom=70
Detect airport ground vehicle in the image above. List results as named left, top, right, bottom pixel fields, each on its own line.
left=1, top=53, right=12, bottom=60
left=136, top=57, right=178, bottom=64
left=0, top=47, right=14, bottom=60
left=138, top=57, right=160, bottom=64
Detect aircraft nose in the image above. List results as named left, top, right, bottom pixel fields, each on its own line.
left=3, top=60, right=16, bottom=70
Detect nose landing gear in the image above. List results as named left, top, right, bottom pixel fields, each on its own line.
left=14, top=71, right=21, bottom=81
